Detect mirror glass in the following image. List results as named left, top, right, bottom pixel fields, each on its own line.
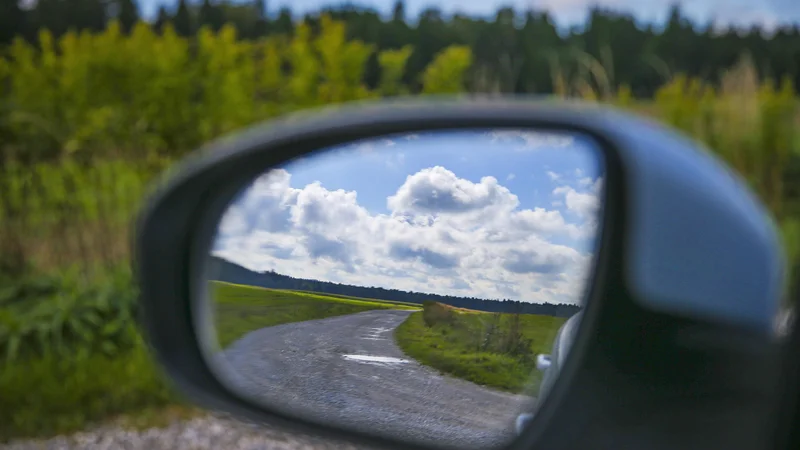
left=200, top=128, right=605, bottom=449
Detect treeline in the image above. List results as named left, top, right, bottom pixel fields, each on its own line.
left=209, top=256, right=582, bottom=317
left=3, top=1, right=800, bottom=96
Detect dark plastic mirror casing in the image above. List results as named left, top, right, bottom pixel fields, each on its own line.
left=134, top=98, right=785, bottom=450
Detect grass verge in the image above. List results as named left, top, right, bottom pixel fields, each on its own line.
left=212, top=281, right=419, bottom=348
left=394, top=302, right=566, bottom=394
left=0, top=341, right=193, bottom=443
left=0, top=268, right=200, bottom=443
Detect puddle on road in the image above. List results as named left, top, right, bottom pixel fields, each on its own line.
left=342, top=354, right=410, bottom=366
left=359, top=327, right=391, bottom=341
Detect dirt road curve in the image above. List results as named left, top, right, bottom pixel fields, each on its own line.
left=213, top=309, right=535, bottom=449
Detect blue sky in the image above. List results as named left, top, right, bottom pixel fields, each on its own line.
left=138, top=0, right=800, bottom=30
left=212, top=129, right=604, bottom=304
left=287, top=129, right=601, bottom=244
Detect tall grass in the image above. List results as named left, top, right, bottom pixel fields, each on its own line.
left=396, top=302, right=565, bottom=393
left=0, top=160, right=152, bottom=278
left=552, top=51, right=800, bottom=276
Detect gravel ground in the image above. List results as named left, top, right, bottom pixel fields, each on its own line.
left=3, top=414, right=371, bottom=450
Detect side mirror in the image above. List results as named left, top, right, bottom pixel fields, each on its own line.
left=135, top=99, right=785, bottom=450
left=516, top=311, right=583, bottom=435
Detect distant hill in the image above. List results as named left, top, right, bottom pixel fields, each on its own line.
left=207, top=256, right=581, bottom=318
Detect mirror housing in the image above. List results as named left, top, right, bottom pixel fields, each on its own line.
left=516, top=311, right=584, bottom=435
left=134, top=98, right=785, bottom=450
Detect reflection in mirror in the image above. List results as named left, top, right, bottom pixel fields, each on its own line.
left=200, top=129, right=605, bottom=450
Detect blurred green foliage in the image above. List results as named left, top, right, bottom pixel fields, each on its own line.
left=0, top=267, right=137, bottom=363
left=0, top=340, right=180, bottom=441
left=0, top=268, right=185, bottom=442
left=0, top=19, right=471, bottom=164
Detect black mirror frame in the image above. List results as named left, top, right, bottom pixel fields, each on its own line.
left=134, top=98, right=782, bottom=450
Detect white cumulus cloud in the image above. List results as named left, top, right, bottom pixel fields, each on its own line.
left=213, top=167, right=604, bottom=305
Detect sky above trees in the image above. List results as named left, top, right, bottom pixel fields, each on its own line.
left=135, top=0, right=800, bottom=29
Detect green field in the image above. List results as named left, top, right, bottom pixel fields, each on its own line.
left=394, top=302, right=566, bottom=394
left=290, top=290, right=421, bottom=308
left=212, top=282, right=419, bottom=348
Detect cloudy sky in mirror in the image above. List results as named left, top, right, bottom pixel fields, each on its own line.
left=137, top=0, right=799, bottom=30
left=211, top=129, right=604, bottom=305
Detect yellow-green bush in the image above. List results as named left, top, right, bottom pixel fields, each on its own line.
left=0, top=17, right=469, bottom=164
left=0, top=17, right=472, bottom=272
left=421, top=45, right=473, bottom=94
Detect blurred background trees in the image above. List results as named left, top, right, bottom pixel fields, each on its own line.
left=3, top=1, right=800, bottom=97
left=2, top=1, right=799, bottom=276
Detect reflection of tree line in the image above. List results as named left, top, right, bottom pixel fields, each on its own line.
left=211, top=256, right=581, bottom=317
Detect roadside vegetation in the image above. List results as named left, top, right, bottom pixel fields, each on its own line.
left=213, top=282, right=417, bottom=348
left=0, top=269, right=194, bottom=442
left=1, top=11, right=799, bottom=444
left=395, top=301, right=565, bottom=394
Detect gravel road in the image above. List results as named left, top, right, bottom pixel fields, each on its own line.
left=211, top=309, right=535, bottom=450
